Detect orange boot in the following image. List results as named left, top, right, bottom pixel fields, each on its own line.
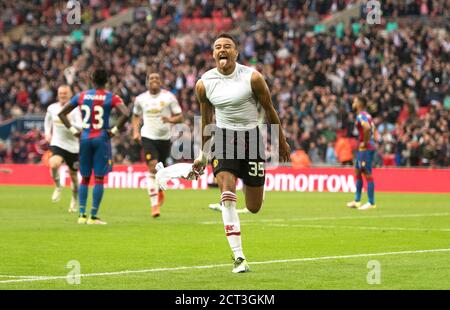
left=149, top=191, right=160, bottom=218
left=152, top=204, right=160, bottom=218
left=158, top=190, right=165, bottom=207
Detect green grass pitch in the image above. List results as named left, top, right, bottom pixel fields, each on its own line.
left=0, top=186, right=449, bottom=290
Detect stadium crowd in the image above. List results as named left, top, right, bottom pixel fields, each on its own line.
left=0, top=0, right=149, bottom=34
left=0, top=0, right=449, bottom=167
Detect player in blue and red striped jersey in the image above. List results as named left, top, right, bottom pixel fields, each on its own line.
left=347, top=96, right=377, bottom=210
left=59, top=68, right=129, bottom=224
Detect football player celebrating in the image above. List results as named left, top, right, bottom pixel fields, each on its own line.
left=44, top=85, right=82, bottom=212
left=132, top=72, right=183, bottom=218
left=193, top=34, right=290, bottom=273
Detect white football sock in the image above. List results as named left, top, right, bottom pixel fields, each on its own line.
left=221, top=191, right=245, bottom=260
left=71, top=184, right=78, bottom=200
left=51, top=167, right=60, bottom=188
left=70, top=173, right=78, bottom=200
left=147, top=173, right=159, bottom=207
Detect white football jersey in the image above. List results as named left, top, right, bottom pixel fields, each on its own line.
left=44, top=102, right=82, bottom=154
left=133, top=89, right=182, bottom=140
left=201, top=63, right=259, bottom=130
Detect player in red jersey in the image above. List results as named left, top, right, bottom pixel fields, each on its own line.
left=347, top=96, right=377, bottom=210
left=59, top=68, right=129, bottom=224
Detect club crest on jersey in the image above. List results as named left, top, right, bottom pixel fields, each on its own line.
left=159, top=101, right=167, bottom=108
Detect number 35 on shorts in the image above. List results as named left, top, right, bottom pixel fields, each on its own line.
left=248, top=162, right=264, bottom=177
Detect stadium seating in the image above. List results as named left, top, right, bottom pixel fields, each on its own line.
left=0, top=1, right=448, bottom=167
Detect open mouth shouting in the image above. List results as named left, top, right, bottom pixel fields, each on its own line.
left=218, top=54, right=228, bottom=67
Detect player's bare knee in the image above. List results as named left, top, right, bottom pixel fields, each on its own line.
left=49, top=157, right=61, bottom=169
left=246, top=203, right=262, bottom=214
left=216, top=173, right=236, bottom=193
left=49, top=162, right=59, bottom=169
left=245, top=196, right=263, bottom=213
left=243, top=185, right=264, bottom=213
left=147, top=160, right=158, bottom=174
left=69, top=170, right=78, bottom=181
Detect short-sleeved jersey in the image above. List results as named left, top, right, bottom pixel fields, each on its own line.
left=44, top=102, right=82, bottom=153
left=356, top=111, right=376, bottom=150
left=69, top=89, right=123, bottom=140
left=133, top=89, right=182, bottom=140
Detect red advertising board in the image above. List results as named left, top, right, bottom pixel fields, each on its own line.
left=1, top=164, right=449, bottom=193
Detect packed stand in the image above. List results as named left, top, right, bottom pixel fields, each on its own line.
left=0, top=1, right=449, bottom=167
left=378, top=0, right=450, bottom=17
left=0, top=0, right=147, bottom=34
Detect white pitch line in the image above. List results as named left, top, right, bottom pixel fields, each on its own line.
left=0, top=275, right=49, bottom=279
left=1, top=248, right=450, bottom=285
left=200, top=212, right=450, bottom=225
left=265, top=223, right=450, bottom=232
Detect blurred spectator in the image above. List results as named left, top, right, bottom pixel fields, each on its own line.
left=11, top=140, right=28, bottom=163
left=290, top=149, right=311, bottom=169
left=325, top=142, right=338, bottom=165
left=335, top=137, right=353, bottom=165
left=0, top=0, right=145, bottom=34
left=0, top=140, right=7, bottom=163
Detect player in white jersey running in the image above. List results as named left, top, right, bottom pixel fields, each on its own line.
left=193, top=33, right=291, bottom=273
left=132, top=72, right=183, bottom=218
left=44, top=85, right=82, bottom=212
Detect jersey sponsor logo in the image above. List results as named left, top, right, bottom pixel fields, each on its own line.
left=83, top=94, right=106, bottom=101
left=146, top=109, right=162, bottom=114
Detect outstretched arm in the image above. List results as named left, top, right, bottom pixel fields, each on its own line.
left=193, top=79, right=214, bottom=169
left=250, top=71, right=291, bottom=163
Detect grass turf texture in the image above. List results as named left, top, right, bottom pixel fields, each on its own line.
left=0, top=186, right=449, bottom=290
